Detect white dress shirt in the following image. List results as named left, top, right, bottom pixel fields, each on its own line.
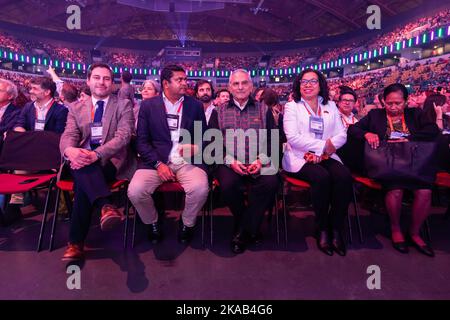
left=0, top=102, right=10, bottom=122
left=339, top=112, right=358, bottom=129
left=233, top=99, right=248, bottom=111
left=204, top=103, right=216, bottom=124
left=34, top=98, right=54, bottom=121
left=282, top=97, right=347, bottom=173
left=163, top=92, right=185, bottom=165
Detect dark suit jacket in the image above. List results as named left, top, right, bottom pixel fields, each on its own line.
left=348, top=108, right=440, bottom=142
left=346, top=108, right=440, bottom=174
left=14, top=100, right=68, bottom=134
left=0, top=103, right=21, bottom=136
left=136, top=95, right=207, bottom=170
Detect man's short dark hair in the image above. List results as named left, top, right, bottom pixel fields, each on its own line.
left=194, top=79, right=214, bottom=98
left=160, top=64, right=185, bottom=86
left=87, top=63, right=114, bottom=80
left=121, top=71, right=132, bottom=84
left=30, top=77, right=57, bottom=97
left=79, top=84, right=91, bottom=97
left=61, top=83, right=79, bottom=103
left=339, top=87, right=358, bottom=102
left=216, top=89, right=230, bottom=98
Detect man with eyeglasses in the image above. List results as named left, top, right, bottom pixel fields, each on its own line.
left=337, top=87, right=362, bottom=175
left=127, top=64, right=209, bottom=244
left=336, top=86, right=359, bottom=129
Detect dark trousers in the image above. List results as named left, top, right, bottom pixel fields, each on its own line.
left=215, top=165, right=279, bottom=236
left=69, top=161, right=116, bottom=244
left=288, top=158, right=352, bottom=231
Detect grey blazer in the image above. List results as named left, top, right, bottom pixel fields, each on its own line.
left=59, top=95, right=137, bottom=180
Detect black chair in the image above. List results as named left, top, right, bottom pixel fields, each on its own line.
left=0, top=131, right=61, bottom=251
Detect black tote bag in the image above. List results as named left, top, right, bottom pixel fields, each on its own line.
left=364, top=140, right=438, bottom=185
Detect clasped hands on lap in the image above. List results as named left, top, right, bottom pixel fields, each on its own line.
left=65, top=147, right=99, bottom=170
left=304, top=139, right=336, bottom=164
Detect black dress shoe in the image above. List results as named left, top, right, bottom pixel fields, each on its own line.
left=248, top=232, right=263, bottom=246
left=178, top=220, right=194, bottom=244
left=148, top=222, right=162, bottom=244
left=392, top=240, right=409, bottom=254
left=407, top=235, right=435, bottom=257
left=231, top=234, right=246, bottom=254
left=331, top=230, right=347, bottom=256
left=316, top=231, right=333, bottom=256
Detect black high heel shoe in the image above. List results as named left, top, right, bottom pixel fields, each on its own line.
left=316, top=231, right=333, bottom=256
left=407, top=234, right=435, bottom=257
left=391, top=240, right=409, bottom=254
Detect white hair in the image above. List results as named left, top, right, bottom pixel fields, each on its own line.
left=0, top=78, right=18, bottom=101
left=229, top=69, right=252, bottom=84
left=142, top=79, right=161, bottom=94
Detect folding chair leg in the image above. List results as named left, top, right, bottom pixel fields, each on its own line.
left=49, top=187, right=61, bottom=251
left=347, top=211, right=353, bottom=244
left=209, top=188, right=214, bottom=247
left=282, top=184, right=288, bottom=246
left=201, top=204, right=206, bottom=248
left=37, top=179, right=54, bottom=252
left=352, top=185, right=364, bottom=243
left=131, top=206, right=137, bottom=248
left=123, top=196, right=130, bottom=249
left=275, top=195, right=280, bottom=246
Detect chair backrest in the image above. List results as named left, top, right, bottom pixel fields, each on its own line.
left=0, top=131, right=61, bottom=171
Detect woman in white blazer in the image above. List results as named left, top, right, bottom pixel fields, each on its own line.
left=282, top=69, right=353, bottom=256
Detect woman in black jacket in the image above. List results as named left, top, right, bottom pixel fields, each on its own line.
left=348, top=84, right=440, bottom=257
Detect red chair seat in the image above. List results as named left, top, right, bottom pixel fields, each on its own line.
left=435, top=172, right=450, bottom=188
left=0, top=173, right=56, bottom=194
left=155, top=182, right=184, bottom=193
left=282, top=175, right=311, bottom=188
left=352, top=174, right=382, bottom=190
left=56, top=179, right=128, bottom=192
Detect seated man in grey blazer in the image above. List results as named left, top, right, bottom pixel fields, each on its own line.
left=60, top=63, right=136, bottom=261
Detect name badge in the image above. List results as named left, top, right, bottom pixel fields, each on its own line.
left=389, top=131, right=407, bottom=140
left=35, top=119, right=45, bottom=131
left=309, top=116, right=324, bottom=134
left=167, top=114, right=180, bottom=131
left=90, top=122, right=103, bottom=145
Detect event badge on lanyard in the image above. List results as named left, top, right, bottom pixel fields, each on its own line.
left=388, top=115, right=408, bottom=140
left=167, top=102, right=183, bottom=141
left=303, top=102, right=324, bottom=137
left=90, top=104, right=103, bottom=145
left=34, top=99, right=53, bottom=131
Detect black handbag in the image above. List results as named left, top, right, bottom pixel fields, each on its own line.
left=364, top=140, right=439, bottom=185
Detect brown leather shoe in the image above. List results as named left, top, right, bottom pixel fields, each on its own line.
left=100, top=204, right=124, bottom=231
left=61, top=243, right=85, bottom=261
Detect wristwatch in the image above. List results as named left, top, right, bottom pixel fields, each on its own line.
left=154, top=161, right=163, bottom=169
left=94, top=150, right=102, bottom=160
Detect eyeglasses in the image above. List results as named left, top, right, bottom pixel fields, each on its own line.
left=300, top=79, right=319, bottom=86
left=340, top=98, right=356, bottom=103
